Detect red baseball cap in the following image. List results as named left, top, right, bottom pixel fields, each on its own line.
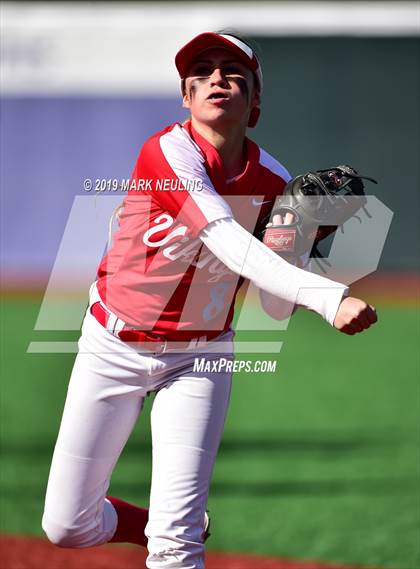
left=175, top=32, right=263, bottom=127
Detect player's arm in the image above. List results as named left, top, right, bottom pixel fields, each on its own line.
left=258, top=208, right=312, bottom=321
left=259, top=245, right=311, bottom=321
left=256, top=165, right=302, bottom=321
left=199, top=217, right=377, bottom=334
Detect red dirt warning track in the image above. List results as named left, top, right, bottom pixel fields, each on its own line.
left=0, top=535, right=373, bottom=569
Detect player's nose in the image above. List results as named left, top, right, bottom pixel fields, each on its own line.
left=209, top=68, right=228, bottom=86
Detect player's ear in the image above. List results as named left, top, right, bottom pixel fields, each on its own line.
left=251, top=86, right=261, bottom=108
left=182, top=93, right=192, bottom=109
left=181, top=79, right=191, bottom=109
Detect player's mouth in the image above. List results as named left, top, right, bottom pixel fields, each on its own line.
left=206, top=91, right=229, bottom=104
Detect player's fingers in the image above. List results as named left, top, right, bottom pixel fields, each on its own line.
left=283, top=212, right=294, bottom=225
left=340, top=315, right=364, bottom=334
left=367, top=305, right=378, bottom=324
left=350, top=320, right=364, bottom=333
left=356, top=305, right=378, bottom=330
left=273, top=214, right=283, bottom=225
left=353, top=307, right=375, bottom=331
left=340, top=324, right=356, bottom=335
left=355, top=310, right=371, bottom=330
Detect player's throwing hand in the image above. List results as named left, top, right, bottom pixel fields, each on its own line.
left=333, top=297, right=377, bottom=335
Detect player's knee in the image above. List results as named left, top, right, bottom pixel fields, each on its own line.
left=42, top=515, right=88, bottom=548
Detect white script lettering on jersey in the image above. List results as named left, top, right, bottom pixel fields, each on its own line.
left=142, top=214, right=188, bottom=247
left=142, top=212, right=232, bottom=283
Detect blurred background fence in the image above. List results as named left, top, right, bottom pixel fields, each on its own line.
left=1, top=2, right=419, bottom=289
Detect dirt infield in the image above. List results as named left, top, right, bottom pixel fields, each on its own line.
left=348, top=271, right=419, bottom=305
left=0, top=535, right=372, bottom=569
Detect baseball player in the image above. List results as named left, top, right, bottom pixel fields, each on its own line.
left=42, top=32, right=377, bottom=569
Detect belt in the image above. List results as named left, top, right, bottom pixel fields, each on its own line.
left=90, top=301, right=222, bottom=353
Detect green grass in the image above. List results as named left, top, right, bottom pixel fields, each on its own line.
left=0, top=296, right=419, bottom=568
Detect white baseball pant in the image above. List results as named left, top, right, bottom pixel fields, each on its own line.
left=42, top=304, right=233, bottom=569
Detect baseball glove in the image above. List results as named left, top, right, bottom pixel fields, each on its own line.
left=262, top=165, right=377, bottom=269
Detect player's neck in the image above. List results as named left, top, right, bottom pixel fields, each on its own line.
left=191, top=118, right=247, bottom=179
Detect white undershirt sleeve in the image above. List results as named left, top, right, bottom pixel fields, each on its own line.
left=259, top=252, right=311, bottom=320
left=199, top=217, right=348, bottom=326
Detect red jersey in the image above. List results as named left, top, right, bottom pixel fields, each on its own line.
left=96, top=121, right=291, bottom=337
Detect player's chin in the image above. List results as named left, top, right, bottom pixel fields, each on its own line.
left=200, top=108, right=246, bottom=127
left=201, top=105, right=229, bottom=119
